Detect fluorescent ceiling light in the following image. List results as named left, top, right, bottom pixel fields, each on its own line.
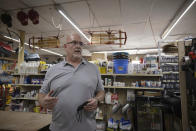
left=3, top=35, right=63, bottom=56
left=58, top=9, right=91, bottom=43
left=162, top=0, right=196, bottom=39
left=4, top=35, right=20, bottom=42
left=93, top=48, right=162, bottom=54
left=40, top=48, right=63, bottom=56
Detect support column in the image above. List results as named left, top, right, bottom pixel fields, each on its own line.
left=17, top=30, right=25, bottom=68
left=178, top=42, right=189, bottom=131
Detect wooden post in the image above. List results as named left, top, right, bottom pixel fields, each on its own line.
left=17, top=30, right=25, bottom=68
left=178, top=42, right=189, bottom=131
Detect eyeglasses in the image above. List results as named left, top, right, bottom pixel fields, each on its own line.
left=67, top=40, right=84, bottom=46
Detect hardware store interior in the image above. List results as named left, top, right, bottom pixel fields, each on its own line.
left=0, top=0, right=196, bottom=131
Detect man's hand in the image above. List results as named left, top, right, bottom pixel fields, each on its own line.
left=84, top=98, right=98, bottom=111
left=39, top=90, right=58, bottom=110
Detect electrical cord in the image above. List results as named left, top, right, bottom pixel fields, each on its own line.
left=75, top=101, right=89, bottom=122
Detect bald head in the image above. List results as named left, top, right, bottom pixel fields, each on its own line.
left=66, top=33, right=82, bottom=44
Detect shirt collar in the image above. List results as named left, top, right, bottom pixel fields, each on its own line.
left=63, top=58, right=87, bottom=66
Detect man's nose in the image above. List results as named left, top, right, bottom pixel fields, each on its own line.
left=75, top=43, right=82, bottom=47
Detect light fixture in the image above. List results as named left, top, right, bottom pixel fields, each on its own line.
left=4, top=35, right=20, bottom=42
left=40, top=48, right=63, bottom=56
left=57, top=6, right=91, bottom=43
left=161, top=0, right=196, bottom=39
left=3, top=35, right=63, bottom=56
left=93, top=48, right=162, bottom=54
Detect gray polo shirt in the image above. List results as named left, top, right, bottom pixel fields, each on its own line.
left=40, top=59, right=104, bottom=131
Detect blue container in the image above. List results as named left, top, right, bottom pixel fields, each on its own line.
left=113, top=52, right=129, bottom=59
left=113, top=59, right=129, bottom=74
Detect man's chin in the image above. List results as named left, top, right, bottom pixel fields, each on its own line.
left=73, top=54, right=82, bottom=59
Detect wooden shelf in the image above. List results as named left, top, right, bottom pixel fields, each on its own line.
left=0, top=57, right=17, bottom=61
left=12, top=97, right=38, bottom=100
left=1, top=70, right=15, bottom=72
left=11, top=84, right=42, bottom=87
left=96, top=117, right=104, bottom=120
left=101, top=73, right=162, bottom=77
left=136, top=95, right=162, bottom=98
left=40, top=70, right=47, bottom=73
left=104, top=86, right=164, bottom=90
left=12, top=73, right=45, bottom=76
left=6, top=104, right=22, bottom=106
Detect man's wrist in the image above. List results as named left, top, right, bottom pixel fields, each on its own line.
left=94, top=97, right=100, bottom=103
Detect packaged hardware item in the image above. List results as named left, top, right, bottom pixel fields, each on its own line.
left=119, top=118, right=132, bottom=131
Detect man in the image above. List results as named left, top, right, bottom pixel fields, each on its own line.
left=38, top=33, right=105, bottom=131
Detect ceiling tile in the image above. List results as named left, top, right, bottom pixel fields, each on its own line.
left=61, top=1, right=94, bottom=28
left=88, top=0, right=121, bottom=26
left=20, top=0, right=53, bottom=7
left=150, top=0, right=186, bottom=22
left=121, top=0, right=152, bottom=23
left=0, top=0, right=25, bottom=10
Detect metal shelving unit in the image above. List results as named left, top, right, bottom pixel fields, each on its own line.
left=0, top=57, right=17, bottom=61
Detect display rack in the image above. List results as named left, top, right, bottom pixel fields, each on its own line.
left=160, top=55, right=180, bottom=90
left=100, top=73, right=164, bottom=131
left=0, top=57, right=16, bottom=110
left=10, top=73, right=45, bottom=112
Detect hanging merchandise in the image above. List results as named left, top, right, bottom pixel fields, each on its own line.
left=112, top=103, right=121, bottom=114
left=119, top=118, right=132, bottom=130
left=88, top=29, right=127, bottom=47
left=0, top=13, right=12, bottom=27
left=17, top=11, right=28, bottom=26
left=28, top=9, right=39, bottom=25
left=111, top=92, right=118, bottom=104
left=29, top=36, right=60, bottom=49
left=25, top=53, right=40, bottom=61
left=122, top=103, right=130, bottom=114
left=0, top=42, right=13, bottom=57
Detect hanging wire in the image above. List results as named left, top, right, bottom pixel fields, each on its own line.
left=149, top=17, right=157, bottom=47
left=118, top=0, right=125, bottom=31
left=85, top=0, right=102, bottom=31
left=6, top=28, right=22, bottom=43
left=142, top=0, right=156, bottom=35
left=50, top=5, right=63, bottom=38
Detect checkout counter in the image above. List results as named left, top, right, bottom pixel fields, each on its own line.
left=0, top=111, right=51, bottom=131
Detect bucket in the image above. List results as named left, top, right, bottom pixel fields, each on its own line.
left=113, top=52, right=129, bottom=59
left=113, top=59, right=129, bottom=74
